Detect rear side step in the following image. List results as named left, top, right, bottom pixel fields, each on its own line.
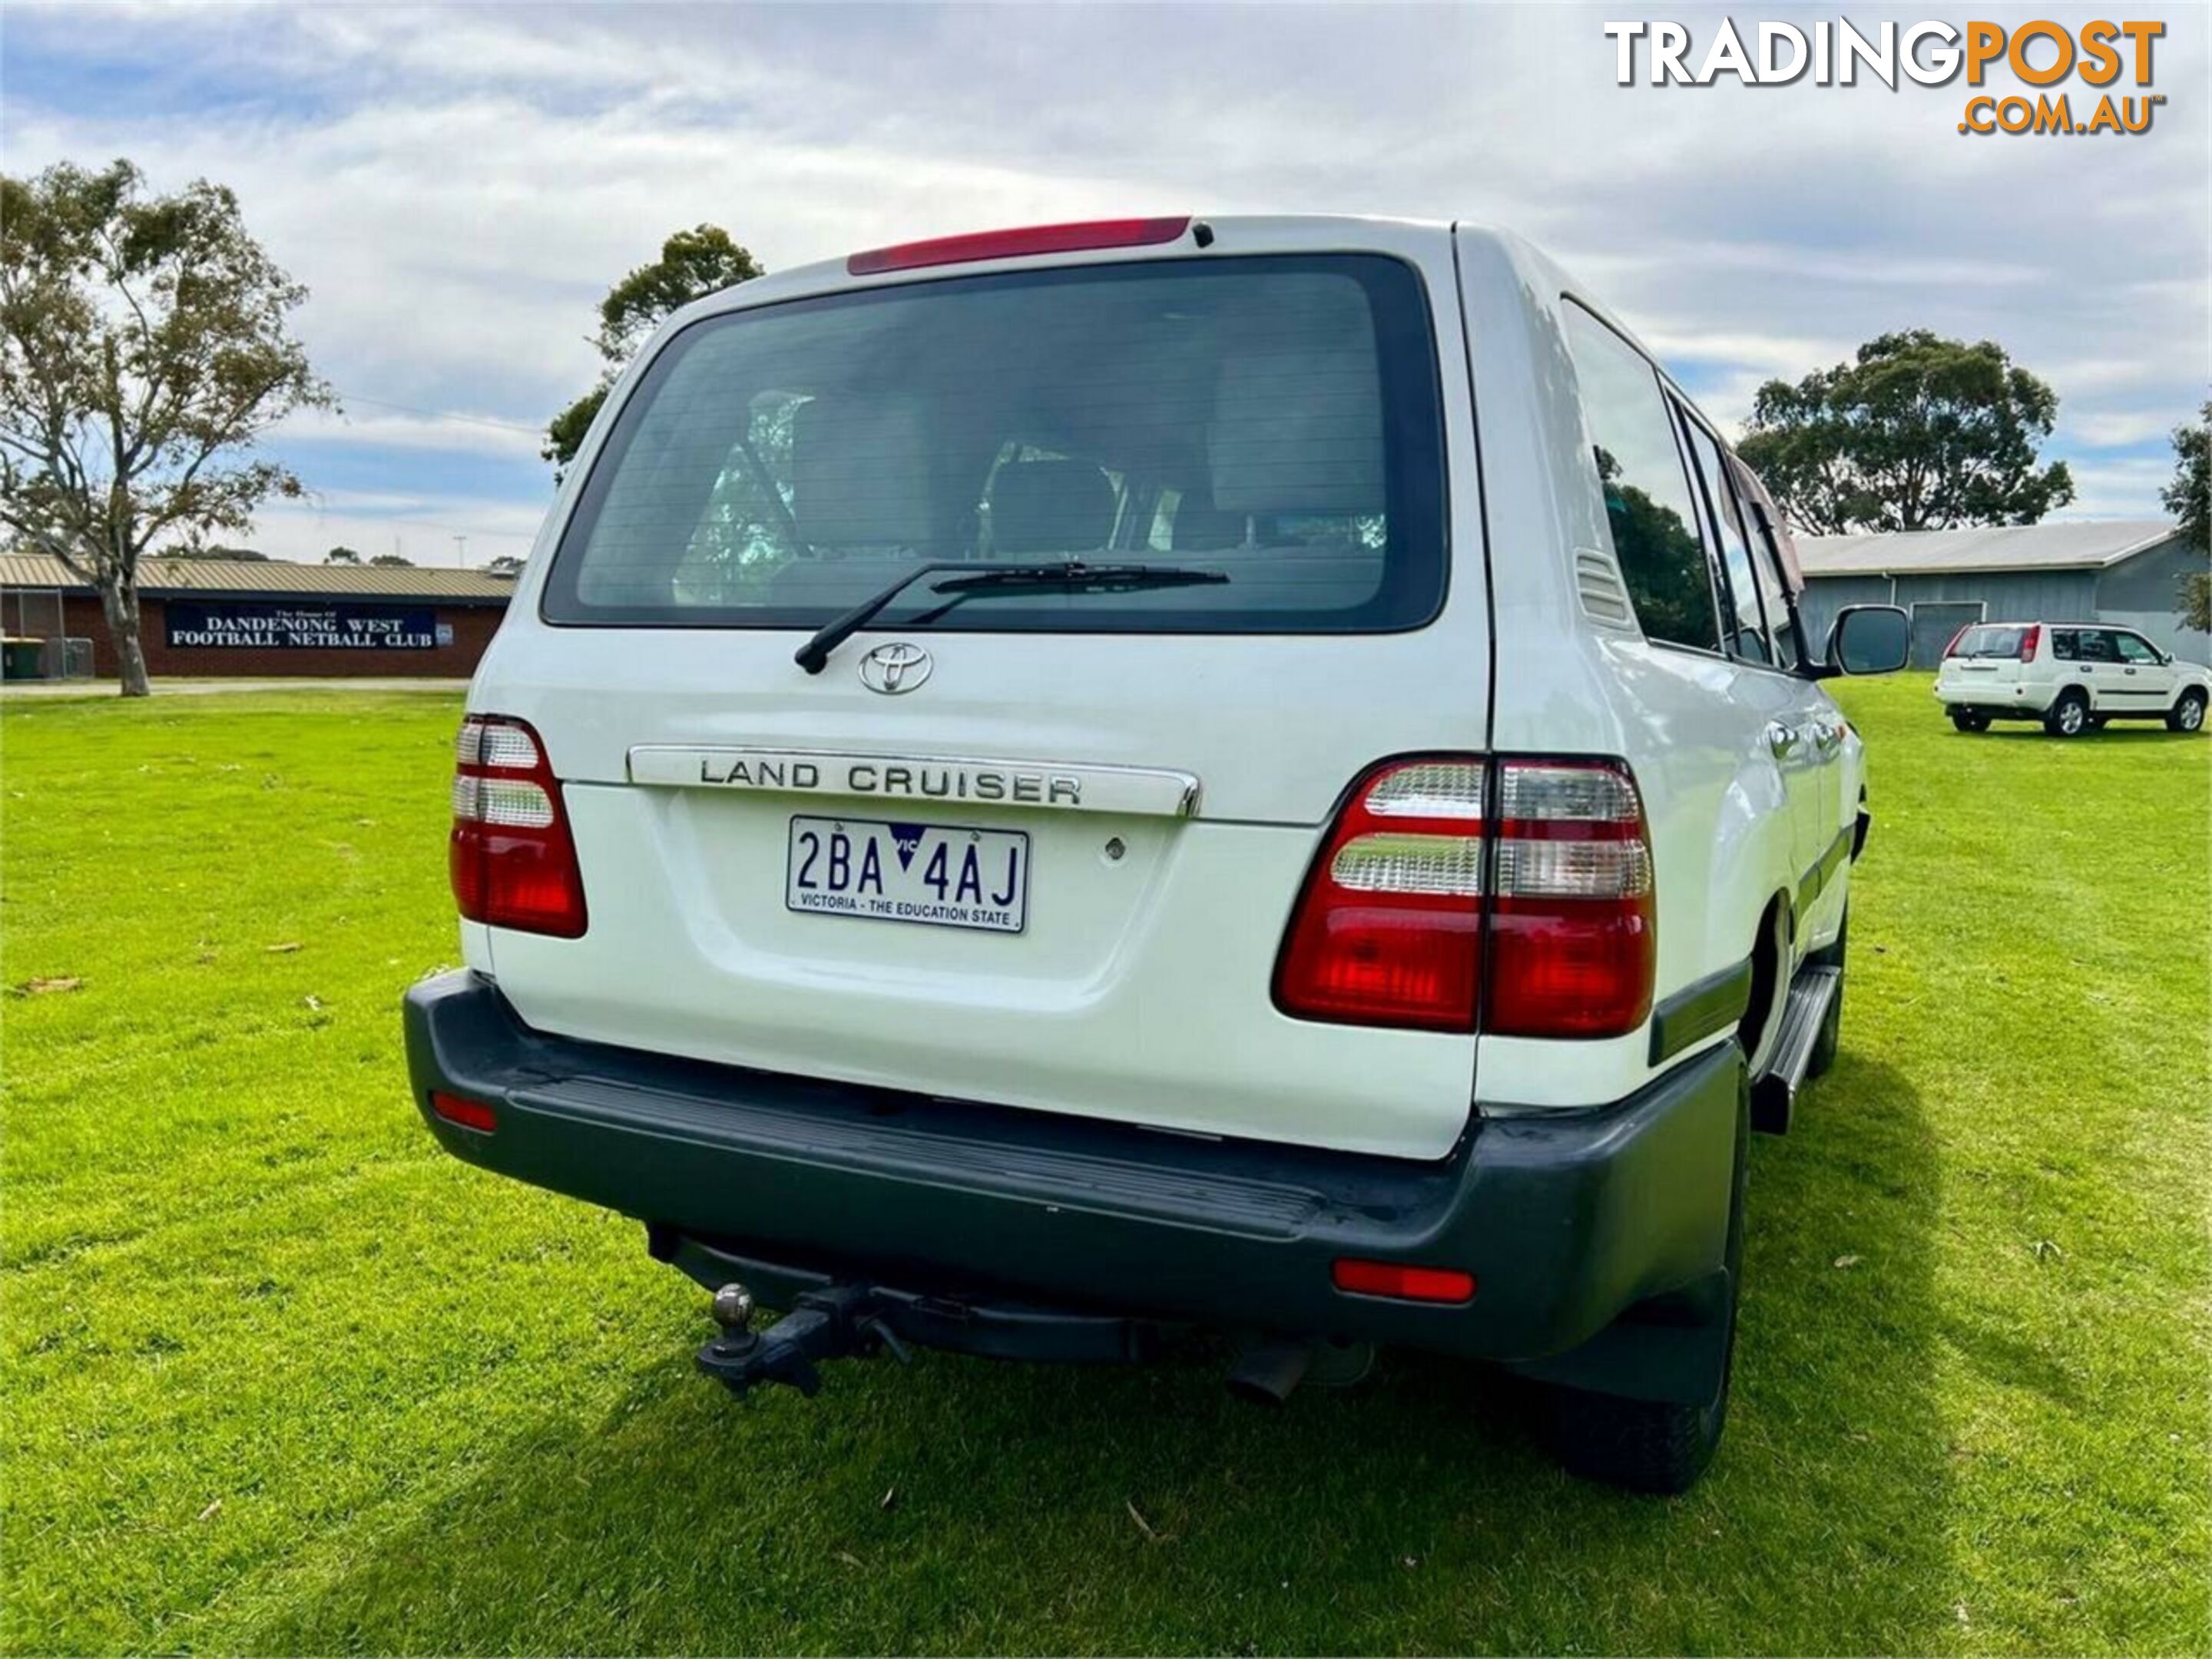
left=1750, top=965, right=1840, bottom=1135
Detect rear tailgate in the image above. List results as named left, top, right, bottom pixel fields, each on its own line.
left=472, top=227, right=1492, bottom=1161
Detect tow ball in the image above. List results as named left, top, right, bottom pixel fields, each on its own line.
left=694, top=1281, right=912, bottom=1399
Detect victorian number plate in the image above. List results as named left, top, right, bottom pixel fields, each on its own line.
left=786, top=816, right=1028, bottom=933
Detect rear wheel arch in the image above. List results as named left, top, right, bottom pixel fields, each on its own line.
left=1736, top=894, right=1792, bottom=1078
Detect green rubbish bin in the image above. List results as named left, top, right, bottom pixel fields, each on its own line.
left=2, top=637, right=46, bottom=680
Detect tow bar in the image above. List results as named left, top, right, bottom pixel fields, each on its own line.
left=694, top=1281, right=912, bottom=1399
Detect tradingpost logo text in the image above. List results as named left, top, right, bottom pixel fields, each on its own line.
left=1605, top=18, right=2167, bottom=135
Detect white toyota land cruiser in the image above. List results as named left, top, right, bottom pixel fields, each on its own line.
left=406, top=216, right=1909, bottom=1492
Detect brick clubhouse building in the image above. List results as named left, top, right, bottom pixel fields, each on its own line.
left=0, top=555, right=517, bottom=681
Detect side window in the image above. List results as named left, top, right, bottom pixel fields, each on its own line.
left=1562, top=304, right=1721, bottom=652
left=2052, top=629, right=2078, bottom=661
left=2114, top=632, right=2160, bottom=664
left=1676, top=409, right=1771, bottom=664
left=1731, top=462, right=1800, bottom=670
left=2078, top=630, right=2118, bottom=663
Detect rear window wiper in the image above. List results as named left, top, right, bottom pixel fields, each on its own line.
left=793, top=560, right=1230, bottom=674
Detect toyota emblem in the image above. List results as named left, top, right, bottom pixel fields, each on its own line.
left=858, top=642, right=933, bottom=695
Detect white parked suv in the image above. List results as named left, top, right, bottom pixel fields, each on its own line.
left=1937, top=621, right=2210, bottom=736
left=405, top=216, right=1909, bottom=1492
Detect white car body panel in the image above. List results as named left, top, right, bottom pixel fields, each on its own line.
left=462, top=216, right=1865, bottom=1158
left=1936, top=622, right=2211, bottom=724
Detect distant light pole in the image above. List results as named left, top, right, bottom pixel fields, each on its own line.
left=453, top=534, right=469, bottom=567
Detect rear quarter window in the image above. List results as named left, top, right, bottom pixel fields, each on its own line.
left=541, top=255, right=1447, bottom=634
left=1560, top=303, right=1721, bottom=654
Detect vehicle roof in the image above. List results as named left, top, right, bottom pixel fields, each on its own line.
left=743, top=213, right=1458, bottom=296
left=668, top=214, right=1558, bottom=322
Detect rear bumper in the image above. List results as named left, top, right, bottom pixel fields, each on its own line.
left=403, top=971, right=1740, bottom=1369
left=1936, top=679, right=2044, bottom=714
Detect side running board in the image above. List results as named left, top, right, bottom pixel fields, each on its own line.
left=1750, top=965, right=1841, bottom=1135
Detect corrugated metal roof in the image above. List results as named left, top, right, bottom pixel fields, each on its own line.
left=1796, top=520, right=2180, bottom=577
left=0, top=553, right=519, bottom=601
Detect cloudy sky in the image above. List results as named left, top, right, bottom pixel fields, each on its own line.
left=5, top=2, right=2203, bottom=565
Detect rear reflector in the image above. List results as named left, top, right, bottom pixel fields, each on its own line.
left=846, top=217, right=1191, bottom=276
left=450, top=714, right=588, bottom=938
left=1275, top=756, right=1657, bottom=1040
left=429, top=1091, right=498, bottom=1133
left=1332, top=1258, right=1477, bottom=1303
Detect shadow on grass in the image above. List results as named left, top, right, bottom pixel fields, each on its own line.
left=238, top=1058, right=1951, bottom=1656
left=1962, top=724, right=2204, bottom=746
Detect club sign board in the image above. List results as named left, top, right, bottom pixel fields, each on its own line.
left=166, top=601, right=440, bottom=651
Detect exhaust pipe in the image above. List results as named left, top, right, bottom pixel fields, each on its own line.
left=1227, top=1339, right=1313, bottom=1406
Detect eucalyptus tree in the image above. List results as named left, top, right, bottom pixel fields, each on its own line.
left=0, top=159, right=332, bottom=694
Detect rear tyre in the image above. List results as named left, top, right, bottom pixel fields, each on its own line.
left=1541, top=1076, right=1746, bottom=1495
left=2045, top=690, right=2089, bottom=738
left=1949, top=710, right=1991, bottom=733
left=2170, top=690, right=2207, bottom=734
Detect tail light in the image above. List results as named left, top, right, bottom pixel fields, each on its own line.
left=2017, top=624, right=2041, bottom=661
left=1943, top=626, right=1969, bottom=659
left=450, top=714, right=588, bottom=938
left=1485, top=761, right=1654, bottom=1037
left=1273, top=759, right=1487, bottom=1032
left=1273, top=756, right=1654, bottom=1040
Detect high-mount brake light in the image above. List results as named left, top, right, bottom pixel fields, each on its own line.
left=449, top=714, right=588, bottom=938
left=1273, top=757, right=1656, bottom=1040
left=2017, top=624, right=2041, bottom=662
left=846, top=217, right=1193, bottom=276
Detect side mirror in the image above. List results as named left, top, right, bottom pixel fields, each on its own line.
left=1825, top=604, right=1910, bottom=676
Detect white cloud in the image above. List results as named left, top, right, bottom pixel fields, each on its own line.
left=2068, top=410, right=2183, bottom=449
left=274, top=404, right=543, bottom=459
left=5, top=0, right=2204, bottom=551
left=250, top=490, right=548, bottom=567
left=2056, top=455, right=2177, bottom=519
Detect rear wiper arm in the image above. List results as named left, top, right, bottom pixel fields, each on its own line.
left=793, top=560, right=1229, bottom=674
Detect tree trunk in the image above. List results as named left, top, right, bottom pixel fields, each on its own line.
left=97, top=572, right=152, bottom=697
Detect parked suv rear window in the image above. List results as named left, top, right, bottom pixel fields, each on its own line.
left=1953, top=624, right=2029, bottom=658
left=543, top=256, right=1446, bottom=633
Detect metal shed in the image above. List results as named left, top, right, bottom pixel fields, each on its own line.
left=1795, top=521, right=2207, bottom=667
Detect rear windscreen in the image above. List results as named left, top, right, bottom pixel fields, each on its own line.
left=1953, top=624, right=2027, bottom=658
left=541, top=255, right=1446, bottom=632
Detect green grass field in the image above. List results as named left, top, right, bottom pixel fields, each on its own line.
left=4, top=679, right=2207, bottom=1655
